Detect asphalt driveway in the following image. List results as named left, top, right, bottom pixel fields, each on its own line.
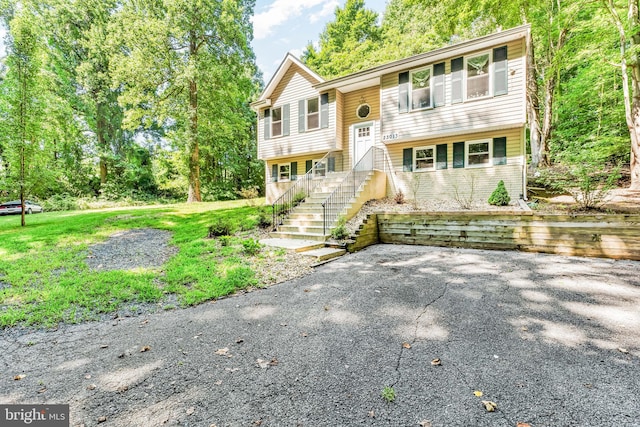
left=1, top=244, right=639, bottom=426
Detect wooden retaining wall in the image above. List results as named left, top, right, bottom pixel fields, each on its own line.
left=349, top=211, right=640, bottom=260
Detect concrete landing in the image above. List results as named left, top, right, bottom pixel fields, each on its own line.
left=301, top=247, right=346, bottom=262
left=260, top=238, right=325, bottom=253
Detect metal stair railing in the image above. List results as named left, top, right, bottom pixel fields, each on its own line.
left=321, top=146, right=386, bottom=235
left=271, top=150, right=342, bottom=230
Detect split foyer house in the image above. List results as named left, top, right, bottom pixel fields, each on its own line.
left=251, top=25, right=530, bottom=240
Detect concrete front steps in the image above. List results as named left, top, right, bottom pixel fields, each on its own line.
left=260, top=238, right=346, bottom=262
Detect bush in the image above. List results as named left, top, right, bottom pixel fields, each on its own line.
left=394, top=190, right=405, bottom=204
left=331, top=215, right=349, bottom=240
left=488, top=180, right=511, bottom=206
left=207, top=219, right=235, bottom=238
left=242, top=238, right=262, bottom=255
left=41, top=194, right=78, bottom=212
left=257, top=208, right=273, bottom=229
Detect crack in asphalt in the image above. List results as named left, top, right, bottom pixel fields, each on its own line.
left=391, top=281, right=449, bottom=387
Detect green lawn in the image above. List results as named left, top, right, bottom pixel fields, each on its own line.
left=0, top=200, right=272, bottom=327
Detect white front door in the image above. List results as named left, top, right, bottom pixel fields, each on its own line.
left=353, top=123, right=374, bottom=167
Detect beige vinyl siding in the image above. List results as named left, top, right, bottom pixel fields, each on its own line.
left=380, top=39, right=526, bottom=141
left=386, top=128, right=526, bottom=203
left=342, top=86, right=381, bottom=168
left=265, top=154, right=343, bottom=204
left=335, top=90, right=344, bottom=150
left=258, top=64, right=337, bottom=160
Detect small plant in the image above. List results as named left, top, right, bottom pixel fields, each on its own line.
left=238, top=187, right=259, bottom=206
left=488, top=180, right=511, bottom=206
left=207, top=218, right=235, bottom=238
left=242, top=238, right=262, bottom=255
left=381, top=386, right=396, bottom=403
left=292, top=191, right=306, bottom=207
left=331, top=215, right=349, bottom=240
left=219, top=235, right=232, bottom=247
left=452, top=173, right=477, bottom=209
left=394, top=190, right=405, bottom=204
left=257, top=208, right=273, bottom=228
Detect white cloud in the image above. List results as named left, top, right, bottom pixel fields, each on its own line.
left=309, top=0, right=338, bottom=23
left=252, top=0, right=335, bottom=40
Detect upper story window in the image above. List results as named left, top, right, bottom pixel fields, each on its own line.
left=466, top=53, right=490, bottom=100
left=411, top=67, right=432, bottom=110
left=307, top=97, right=319, bottom=130
left=271, top=106, right=283, bottom=137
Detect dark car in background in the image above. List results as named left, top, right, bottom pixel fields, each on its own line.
left=0, top=200, right=44, bottom=215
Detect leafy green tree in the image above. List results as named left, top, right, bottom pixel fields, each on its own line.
left=601, top=0, right=640, bottom=189
left=1, top=0, right=46, bottom=225
left=303, top=0, right=382, bottom=78
left=111, top=0, right=257, bottom=202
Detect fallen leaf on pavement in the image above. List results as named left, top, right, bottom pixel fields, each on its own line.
left=186, top=407, right=195, bottom=416
left=268, top=358, right=278, bottom=366
left=140, top=346, right=151, bottom=352
left=618, top=348, right=629, bottom=354
left=419, top=421, right=432, bottom=427
left=474, top=390, right=483, bottom=397
left=256, top=359, right=269, bottom=369
left=236, top=338, right=244, bottom=344
left=431, top=358, right=441, bottom=366
left=215, top=347, right=230, bottom=356
left=100, top=345, right=109, bottom=349
left=301, top=332, right=308, bottom=337
left=402, top=342, right=411, bottom=349
left=517, top=423, right=531, bottom=427
left=481, top=401, right=497, bottom=412
left=84, top=374, right=92, bottom=379
left=14, top=374, right=26, bottom=381
left=368, top=410, right=375, bottom=418
left=37, top=387, right=47, bottom=393
left=97, top=416, right=107, bottom=423
left=87, top=384, right=97, bottom=390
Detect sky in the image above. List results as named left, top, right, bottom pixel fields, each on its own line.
left=251, top=0, right=388, bottom=84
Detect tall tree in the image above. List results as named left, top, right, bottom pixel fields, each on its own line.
left=1, top=0, right=45, bottom=226
left=302, top=0, right=382, bottom=78
left=111, top=0, right=257, bottom=202
left=602, top=0, right=640, bottom=189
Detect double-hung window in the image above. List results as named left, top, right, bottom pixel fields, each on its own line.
left=307, top=97, right=319, bottom=130
left=414, top=146, right=435, bottom=171
left=271, top=106, right=282, bottom=137
left=279, top=163, right=291, bottom=181
left=466, top=53, right=490, bottom=100
left=466, top=139, right=491, bottom=167
left=411, top=67, right=432, bottom=110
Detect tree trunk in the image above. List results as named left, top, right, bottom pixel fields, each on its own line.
left=526, top=33, right=543, bottom=173
left=539, top=75, right=556, bottom=167
left=96, top=101, right=108, bottom=186
left=20, top=144, right=25, bottom=227
left=186, top=30, right=201, bottom=203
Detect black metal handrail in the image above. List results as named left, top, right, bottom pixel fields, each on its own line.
left=321, top=146, right=386, bottom=235
left=271, top=150, right=340, bottom=230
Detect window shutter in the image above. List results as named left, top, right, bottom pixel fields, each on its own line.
left=436, top=144, right=448, bottom=170
left=328, top=156, right=335, bottom=172
left=453, top=142, right=465, bottom=168
left=264, top=109, right=271, bottom=140
left=433, top=62, right=446, bottom=107
left=291, top=161, right=298, bottom=180
left=403, top=148, right=413, bottom=172
left=493, top=46, right=508, bottom=96
left=451, top=57, right=464, bottom=104
left=320, top=93, right=329, bottom=129
left=298, top=99, right=305, bottom=133
left=271, top=164, right=278, bottom=182
left=306, top=159, right=313, bottom=173
left=282, top=104, right=290, bottom=136
left=493, top=137, right=507, bottom=165
left=398, top=72, right=409, bottom=113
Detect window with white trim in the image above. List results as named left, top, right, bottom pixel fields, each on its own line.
left=307, top=97, right=319, bottom=130
left=271, top=106, right=282, bottom=137
left=466, top=53, right=490, bottom=100
left=411, top=67, right=432, bottom=110
left=414, top=145, right=435, bottom=171
left=313, top=159, right=326, bottom=178
left=466, top=139, right=491, bottom=167
left=279, top=163, right=291, bottom=181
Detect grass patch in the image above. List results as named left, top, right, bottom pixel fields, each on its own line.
left=0, top=200, right=269, bottom=327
